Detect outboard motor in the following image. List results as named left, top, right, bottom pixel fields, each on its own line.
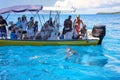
left=92, top=25, right=106, bottom=45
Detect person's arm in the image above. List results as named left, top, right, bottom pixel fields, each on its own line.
left=74, top=19, right=77, bottom=24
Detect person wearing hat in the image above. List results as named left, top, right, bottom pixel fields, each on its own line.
left=74, top=14, right=84, bottom=35
left=0, top=15, right=8, bottom=39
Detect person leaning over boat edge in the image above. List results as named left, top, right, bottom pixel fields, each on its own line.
left=0, top=15, right=8, bottom=39
left=80, top=24, right=87, bottom=38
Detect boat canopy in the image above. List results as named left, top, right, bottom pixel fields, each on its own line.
left=0, top=5, right=43, bottom=14
left=42, top=7, right=75, bottom=13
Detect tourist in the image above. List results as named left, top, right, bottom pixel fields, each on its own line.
left=16, top=27, right=22, bottom=39
left=34, top=21, right=38, bottom=35
left=21, top=15, right=27, bottom=34
left=62, top=15, right=72, bottom=35
left=74, top=14, right=84, bottom=35
left=8, top=21, right=18, bottom=39
left=0, top=16, right=8, bottom=39
left=10, top=28, right=17, bottom=39
left=27, top=17, right=35, bottom=39
left=80, top=24, right=87, bottom=38
left=15, top=17, right=22, bottom=28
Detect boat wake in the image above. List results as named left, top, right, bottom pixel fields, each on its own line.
left=65, top=47, right=108, bottom=67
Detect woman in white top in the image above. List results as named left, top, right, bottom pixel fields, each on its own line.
left=21, top=15, right=27, bottom=33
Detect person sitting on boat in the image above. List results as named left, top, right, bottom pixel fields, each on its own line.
left=27, top=17, right=35, bottom=40
left=8, top=21, right=18, bottom=39
left=8, top=21, right=15, bottom=30
left=80, top=24, right=88, bottom=39
left=0, top=16, right=8, bottom=39
left=35, top=23, right=46, bottom=40
left=8, top=21, right=15, bottom=38
left=38, top=23, right=49, bottom=40
left=27, top=26, right=34, bottom=40
left=74, top=14, right=84, bottom=35
left=15, top=27, right=22, bottom=39
left=62, top=15, right=72, bottom=35
left=48, top=30, right=60, bottom=40
left=10, top=27, right=17, bottom=39
left=75, top=24, right=88, bottom=39
left=44, top=22, right=55, bottom=39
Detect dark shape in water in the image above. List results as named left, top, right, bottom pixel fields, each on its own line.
left=65, top=47, right=108, bottom=67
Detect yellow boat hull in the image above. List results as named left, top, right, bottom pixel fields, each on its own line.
left=0, top=39, right=99, bottom=46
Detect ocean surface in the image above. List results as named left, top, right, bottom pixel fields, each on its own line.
left=0, top=14, right=120, bottom=80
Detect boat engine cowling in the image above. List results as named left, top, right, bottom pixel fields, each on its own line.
left=92, top=25, right=106, bottom=45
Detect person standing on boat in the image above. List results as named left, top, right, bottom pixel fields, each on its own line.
left=15, top=17, right=22, bottom=28
left=74, top=14, right=84, bottom=35
left=0, top=16, right=8, bottom=39
left=21, top=15, right=28, bottom=39
left=27, top=17, right=35, bottom=40
left=62, top=15, right=72, bottom=35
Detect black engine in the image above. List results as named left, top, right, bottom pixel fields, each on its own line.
left=92, top=25, right=106, bottom=45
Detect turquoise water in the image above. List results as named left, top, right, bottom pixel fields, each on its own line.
left=0, top=14, right=120, bottom=80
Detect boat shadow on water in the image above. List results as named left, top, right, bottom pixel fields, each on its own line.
left=64, top=46, right=108, bottom=67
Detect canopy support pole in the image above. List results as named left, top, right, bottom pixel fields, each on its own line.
left=37, top=13, right=43, bottom=28
left=49, top=11, right=52, bottom=19
left=5, top=13, right=10, bottom=20
left=42, top=14, right=45, bottom=23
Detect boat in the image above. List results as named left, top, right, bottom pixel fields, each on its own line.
left=0, top=39, right=99, bottom=46
left=0, top=25, right=106, bottom=46
left=0, top=5, right=106, bottom=46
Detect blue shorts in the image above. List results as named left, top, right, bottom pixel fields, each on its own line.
left=0, top=29, right=7, bottom=37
